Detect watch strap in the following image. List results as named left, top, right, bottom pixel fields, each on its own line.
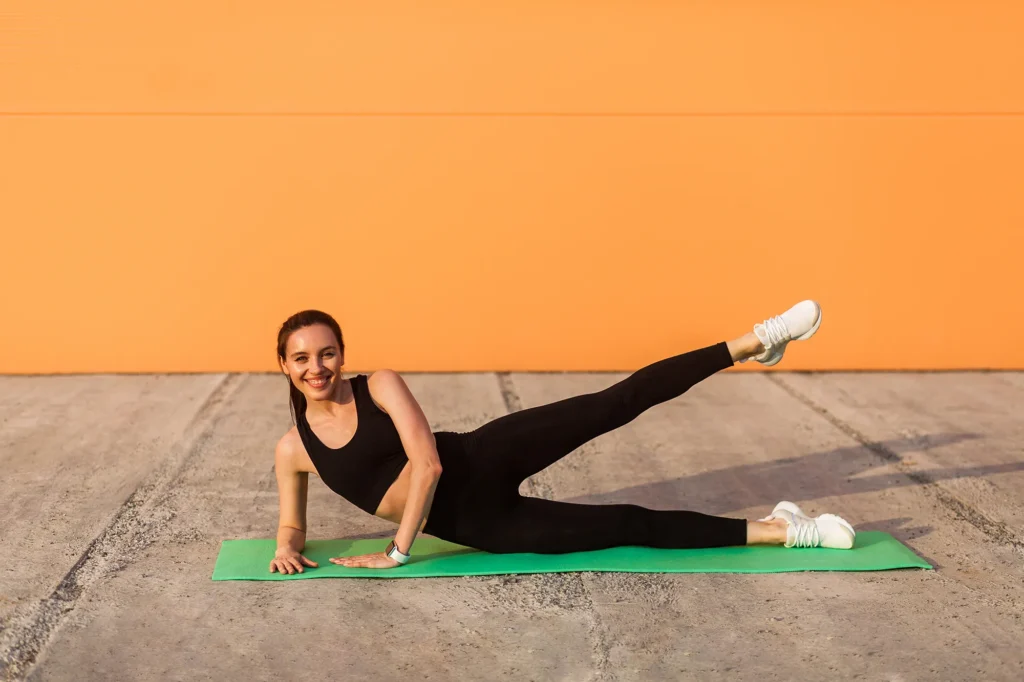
left=385, top=540, right=410, bottom=564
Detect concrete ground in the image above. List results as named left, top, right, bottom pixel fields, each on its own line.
left=1, top=369, right=1022, bottom=681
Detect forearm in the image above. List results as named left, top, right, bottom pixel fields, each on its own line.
left=277, top=525, right=306, bottom=553
left=393, top=465, right=441, bottom=554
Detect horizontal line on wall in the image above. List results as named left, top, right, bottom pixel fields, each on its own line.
left=2, top=111, right=1024, bottom=117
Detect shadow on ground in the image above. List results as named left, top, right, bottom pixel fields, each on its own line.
left=557, top=432, right=1022, bottom=541
left=350, top=432, right=1020, bottom=553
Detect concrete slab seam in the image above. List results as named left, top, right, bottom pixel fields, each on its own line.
left=765, top=373, right=1024, bottom=554
left=495, top=373, right=613, bottom=681
left=0, top=374, right=243, bottom=682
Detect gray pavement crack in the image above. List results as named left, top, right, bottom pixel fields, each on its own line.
left=494, top=373, right=614, bottom=681
left=0, top=373, right=243, bottom=682
left=765, top=373, right=1024, bottom=554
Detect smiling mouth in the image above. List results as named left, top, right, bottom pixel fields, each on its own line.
left=306, top=377, right=330, bottom=388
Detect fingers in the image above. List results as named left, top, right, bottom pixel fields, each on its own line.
left=268, top=557, right=310, bottom=574
left=272, top=553, right=392, bottom=570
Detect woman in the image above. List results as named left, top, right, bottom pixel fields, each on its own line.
left=269, top=300, right=855, bottom=574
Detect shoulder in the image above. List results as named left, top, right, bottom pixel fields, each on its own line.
left=275, top=428, right=319, bottom=476
left=364, top=369, right=409, bottom=415
left=275, top=428, right=304, bottom=463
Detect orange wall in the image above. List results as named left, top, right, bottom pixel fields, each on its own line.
left=2, top=1, right=1022, bottom=373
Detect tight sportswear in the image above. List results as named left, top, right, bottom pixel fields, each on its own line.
left=423, top=342, right=748, bottom=554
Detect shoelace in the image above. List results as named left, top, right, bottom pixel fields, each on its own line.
left=760, top=315, right=791, bottom=350
left=790, top=516, right=821, bottom=548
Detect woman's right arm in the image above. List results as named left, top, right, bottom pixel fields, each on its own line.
left=269, top=437, right=319, bottom=574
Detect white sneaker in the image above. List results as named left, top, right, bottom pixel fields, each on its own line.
left=772, top=508, right=856, bottom=549
left=741, top=300, right=822, bottom=367
left=758, top=500, right=809, bottom=522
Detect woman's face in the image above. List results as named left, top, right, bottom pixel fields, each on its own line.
left=280, top=324, right=344, bottom=399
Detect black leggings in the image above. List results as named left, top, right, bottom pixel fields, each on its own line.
left=422, top=342, right=748, bottom=554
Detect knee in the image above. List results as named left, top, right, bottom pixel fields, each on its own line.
left=454, top=523, right=517, bottom=554
left=460, top=533, right=518, bottom=554
left=600, top=385, right=644, bottom=428
left=618, top=503, right=654, bottom=538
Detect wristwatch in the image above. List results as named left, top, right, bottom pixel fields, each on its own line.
left=385, top=539, right=410, bottom=564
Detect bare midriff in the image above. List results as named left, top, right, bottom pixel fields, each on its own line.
left=293, top=443, right=430, bottom=532
left=374, top=460, right=431, bottom=532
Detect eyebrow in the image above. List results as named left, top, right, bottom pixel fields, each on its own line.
left=290, top=346, right=337, bottom=358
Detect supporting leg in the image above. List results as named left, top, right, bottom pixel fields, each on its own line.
left=461, top=495, right=753, bottom=554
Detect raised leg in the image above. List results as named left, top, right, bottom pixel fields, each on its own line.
left=465, top=342, right=735, bottom=488
left=727, top=331, right=766, bottom=362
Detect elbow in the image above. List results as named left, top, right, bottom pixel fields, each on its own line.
left=414, top=462, right=443, bottom=479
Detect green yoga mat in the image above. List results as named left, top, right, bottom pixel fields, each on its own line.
left=212, top=531, right=931, bottom=580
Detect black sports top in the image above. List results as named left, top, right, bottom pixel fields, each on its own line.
left=295, top=373, right=412, bottom=515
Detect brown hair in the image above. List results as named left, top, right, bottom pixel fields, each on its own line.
left=276, top=309, right=345, bottom=426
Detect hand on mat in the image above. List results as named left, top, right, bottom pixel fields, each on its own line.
left=330, top=552, right=401, bottom=569
left=269, top=550, right=318, bottom=574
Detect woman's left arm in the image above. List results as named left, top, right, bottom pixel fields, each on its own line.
left=393, top=459, right=441, bottom=555
left=334, top=370, right=441, bottom=567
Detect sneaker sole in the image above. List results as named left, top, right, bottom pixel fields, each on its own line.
left=792, top=302, right=822, bottom=341
left=818, top=512, right=856, bottom=537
